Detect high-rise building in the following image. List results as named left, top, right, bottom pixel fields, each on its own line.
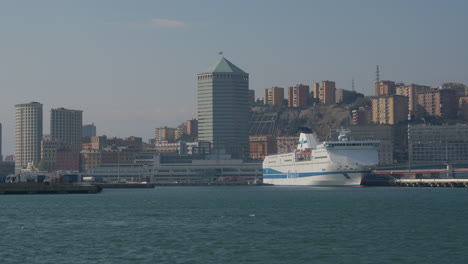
left=51, top=108, right=83, bottom=151
left=82, top=123, right=96, bottom=137
left=287, top=84, right=309, bottom=107
left=248, top=90, right=256, bottom=105
left=352, top=106, right=372, bottom=125
left=155, top=126, right=176, bottom=144
left=396, top=83, right=431, bottom=119
left=313, top=83, right=320, bottom=100
left=375, top=81, right=396, bottom=96
left=371, top=95, right=409, bottom=125
left=197, top=57, right=250, bottom=158
left=186, top=119, right=198, bottom=136
left=15, top=102, right=43, bottom=171
left=264, top=87, right=284, bottom=106
left=417, top=89, right=458, bottom=119
left=320, top=81, right=336, bottom=105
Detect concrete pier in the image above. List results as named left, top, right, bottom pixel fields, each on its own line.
left=395, top=179, right=468, bottom=188
left=0, top=183, right=102, bottom=194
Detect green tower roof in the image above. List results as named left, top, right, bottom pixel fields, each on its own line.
left=204, top=57, right=246, bottom=73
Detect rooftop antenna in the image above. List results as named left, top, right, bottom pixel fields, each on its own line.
left=376, top=65, right=380, bottom=83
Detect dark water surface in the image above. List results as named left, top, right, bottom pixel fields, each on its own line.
left=1, top=186, right=467, bottom=264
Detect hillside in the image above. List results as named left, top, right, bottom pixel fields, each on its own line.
left=252, top=104, right=351, bottom=139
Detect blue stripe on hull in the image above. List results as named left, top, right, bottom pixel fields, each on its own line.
left=263, top=168, right=370, bottom=179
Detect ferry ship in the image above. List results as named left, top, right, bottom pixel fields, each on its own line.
left=262, top=128, right=379, bottom=186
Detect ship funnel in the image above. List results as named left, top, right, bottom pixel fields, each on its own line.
left=297, top=128, right=319, bottom=150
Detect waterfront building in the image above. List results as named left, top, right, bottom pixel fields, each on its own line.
left=15, top=102, right=43, bottom=172
left=417, top=89, right=458, bottom=119
left=0, top=161, right=15, bottom=181
left=197, top=57, right=250, bottom=158
left=249, top=136, right=277, bottom=160
left=107, top=136, right=143, bottom=151
left=408, top=125, right=468, bottom=165
left=155, top=126, right=176, bottom=144
left=186, top=119, right=198, bottom=136
left=264, top=87, right=285, bottom=106
left=82, top=123, right=96, bottom=137
left=154, top=142, right=183, bottom=154
left=396, top=83, right=431, bottom=119
left=87, top=152, right=262, bottom=184
left=288, top=84, right=310, bottom=107
left=375, top=81, right=396, bottom=96
left=371, top=95, right=409, bottom=125
left=51, top=107, right=83, bottom=151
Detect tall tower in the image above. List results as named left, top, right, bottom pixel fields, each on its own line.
left=197, top=57, right=250, bottom=158
left=15, top=102, right=43, bottom=171
left=51, top=108, right=83, bottom=151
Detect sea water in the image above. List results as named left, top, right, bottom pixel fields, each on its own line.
left=0, top=186, right=467, bottom=264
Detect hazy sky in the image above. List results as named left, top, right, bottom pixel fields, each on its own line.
left=1, top=0, right=467, bottom=155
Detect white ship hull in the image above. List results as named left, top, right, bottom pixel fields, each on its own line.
left=263, top=169, right=369, bottom=186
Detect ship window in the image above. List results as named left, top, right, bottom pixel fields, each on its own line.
left=314, top=156, right=327, bottom=159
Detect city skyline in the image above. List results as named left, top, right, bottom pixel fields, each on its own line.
left=1, top=0, right=468, bottom=155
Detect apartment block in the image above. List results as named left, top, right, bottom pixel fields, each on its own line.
left=155, top=126, right=176, bottom=144
left=396, top=84, right=431, bottom=119
left=15, top=102, right=43, bottom=172
left=264, top=87, right=285, bottom=106
left=288, top=84, right=309, bottom=107
left=417, top=89, right=458, bottom=119
left=186, top=119, right=198, bottom=136
left=375, top=81, right=396, bottom=96
left=51, top=107, right=83, bottom=151
left=352, top=106, right=371, bottom=125
left=371, top=95, right=409, bottom=125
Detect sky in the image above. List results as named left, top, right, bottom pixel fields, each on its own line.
left=0, top=0, right=467, bottom=156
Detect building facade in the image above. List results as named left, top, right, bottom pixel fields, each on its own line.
left=408, top=125, right=468, bottom=165
left=51, top=107, right=83, bottom=151
left=417, top=89, right=458, bottom=119
left=82, top=123, right=96, bottom=137
left=249, top=136, right=277, bottom=160
left=319, top=81, right=336, bottom=105
left=15, top=102, right=43, bottom=172
left=287, top=84, right=309, bottom=107
left=396, top=84, right=431, bottom=119
left=263, top=87, right=285, bottom=106
left=155, top=126, right=176, bottom=144
left=248, top=89, right=255, bottom=105
left=352, top=106, right=372, bottom=125
left=375, top=81, right=396, bottom=96
left=186, top=119, right=198, bottom=136
left=371, top=95, right=409, bottom=125
left=197, top=57, right=250, bottom=158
